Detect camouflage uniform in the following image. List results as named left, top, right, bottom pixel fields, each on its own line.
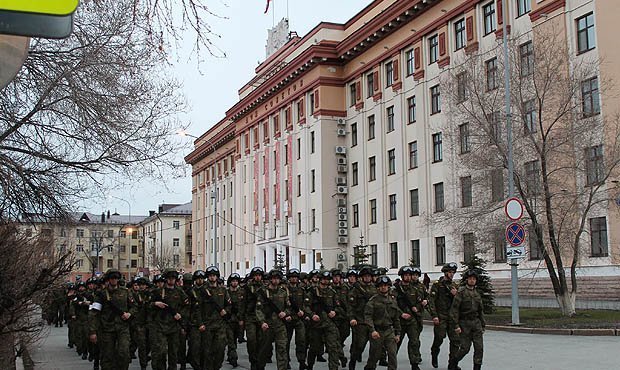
left=201, top=277, right=232, bottom=370
left=256, top=272, right=291, bottom=370
left=187, top=275, right=207, bottom=370
left=395, top=267, right=428, bottom=368
left=286, top=279, right=308, bottom=368
left=131, top=282, right=150, bottom=369
left=449, top=272, right=485, bottom=370
left=149, top=274, right=189, bottom=370
left=304, top=278, right=346, bottom=370
left=227, top=279, right=244, bottom=367
left=363, top=276, right=401, bottom=370
left=347, top=275, right=377, bottom=370
left=88, top=271, right=135, bottom=370
left=429, top=265, right=460, bottom=367
left=331, top=279, right=350, bottom=365
left=239, top=268, right=265, bottom=370
left=70, top=285, right=91, bottom=359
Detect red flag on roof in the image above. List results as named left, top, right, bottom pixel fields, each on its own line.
left=264, top=0, right=272, bottom=14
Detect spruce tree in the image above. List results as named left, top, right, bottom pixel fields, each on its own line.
left=274, top=251, right=287, bottom=272
left=460, top=255, right=496, bottom=314
left=351, top=235, right=371, bottom=267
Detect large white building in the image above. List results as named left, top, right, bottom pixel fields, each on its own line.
left=186, top=0, right=620, bottom=297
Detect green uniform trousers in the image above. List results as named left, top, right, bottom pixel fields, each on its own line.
left=308, top=321, right=345, bottom=370
left=131, top=326, right=149, bottom=368
left=74, top=320, right=88, bottom=355
left=286, top=318, right=307, bottom=365
left=99, top=328, right=130, bottom=370
left=204, top=325, right=227, bottom=370
left=365, top=328, right=397, bottom=370
left=226, top=322, right=240, bottom=363
left=258, top=320, right=288, bottom=370
left=398, top=318, right=422, bottom=364
left=431, top=315, right=459, bottom=360
left=178, top=327, right=188, bottom=367
left=453, top=319, right=484, bottom=365
left=189, top=328, right=206, bottom=370
left=245, top=319, right=262, bottom=367
left=151, top=328, right=179, bottom=370
left=350, top=324, right=372, bottom=362
left=335, top=319, right=350, bottom=360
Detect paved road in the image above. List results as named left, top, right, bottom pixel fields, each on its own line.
left=24, top=325, right=618, bottom=370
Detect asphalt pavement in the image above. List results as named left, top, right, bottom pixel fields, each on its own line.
left=22, top=324, right=619, bottom=370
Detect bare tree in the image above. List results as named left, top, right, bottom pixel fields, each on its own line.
left=0, top=224, right=75, bottom=369
left=438, top=28, right=620, bottom=316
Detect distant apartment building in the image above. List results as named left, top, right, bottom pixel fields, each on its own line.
left=185, top=0, right=619, bottom=284
left=140, top=202, right=193, bottom=274
left=23, top=211, right=148, bottom=281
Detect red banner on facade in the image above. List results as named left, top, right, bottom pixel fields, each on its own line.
left=287, top=135, right=293, bottom=216
left=254, top=152, right=259, bottom=225
left=275, top=141, right=281, bottom=220
left=264, top=151, right=269, bottom=221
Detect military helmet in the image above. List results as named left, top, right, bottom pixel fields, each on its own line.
left=105, top=268, right=122, bottom=280
left=77, top=281, right=86, bottom=288
left=268, top=269, right=283, bottom=279
left=217, top=277, right=225, bottom=285
left=376, top=275, right=392, bottom=287
left=463, top=269, right=479, bottom=279
left=134, top=276, right=147, bottom=285
left=205, top=266, right=220, bottom=277
left=319, top=270, right=332, bottom=280
left=249, top=266, right=264, bottom=277
left=300, top=272, right=308, bottom=280
left=182, top=273, right=193, bottom=282
left=67, top=283, right=76, bottom=290
left=411, top=267, right=422, bottom=276
left=377, top=267, right=388, bottom=275
left=86, top=277, right=97, bottom=285
left=163, top=268, right=179, bottom=279
left=346, top=269, right=358, bottom=277
left=193, top=270, right=206, bottom=280
left=358, top=266, right=373, bottom=276
left=398, top=266, right=415, bottom=276
left=441, top=262, right=458, bottom=273
left=287, top=268, right=301, bottom=278
left=331, top=269, right=343, bottom=278
left=227, top=273, right=241, bottom=285
left=308, top=269, right=320, bottom=278
left=153, top=274, right=165, bottom=283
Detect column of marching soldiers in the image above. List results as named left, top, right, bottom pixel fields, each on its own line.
left=50, top=262, right=485, bottom=370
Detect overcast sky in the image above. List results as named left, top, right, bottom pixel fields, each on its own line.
left=98, top=0, right=370, bottom=216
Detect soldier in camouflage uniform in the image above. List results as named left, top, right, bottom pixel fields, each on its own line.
left=86, top=277, right=100, bottom=364
left=130, top=277, right=150, bottom=370
left=178, top=273, right=194, bottom=370
left=256, top=269, right=292, bottom=370
left=70, top=281, right=91, bottom=360
left=187, top=270, right=207, bottom=370
left=331, top=269, right=350, bottom=367
left=149, top=269, right=189, bottom=370
left=285, top=268, right=308, bottom=369
left=88, top=269, right=135, bottom=370
left=363, top=275, right=401, bottom=370
left=201, top=266, right=232, bottom=370
left=304, top=270, right=346, bottom=370
left=395, top=266, right=429, bottom=370
left=239, top=267, right=265, bottom=370
left=227, top=273, right=244, bottom=367
left=348, top=266, right=377, bottom=370
left=429, top=262, right=460, bottom=369
left=66, top=284, right=76, bottom=349
left=448, top=269, right=485, bottom=370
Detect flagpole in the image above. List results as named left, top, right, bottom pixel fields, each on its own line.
left=272, top=0, right=275, bottom=26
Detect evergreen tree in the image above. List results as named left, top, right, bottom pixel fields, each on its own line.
left=352, top=235, right=370, bottom=266
left=274, top=251, right=287, bottom=272
left=460, top=255, right=495, bottom=314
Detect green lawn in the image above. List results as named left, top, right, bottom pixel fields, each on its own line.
left=484, top=307, right=620, bottom=329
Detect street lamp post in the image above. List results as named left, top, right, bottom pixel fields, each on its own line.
left=111, top=196, right=132, bottom=277
left=178, top=129, right=218, bottom=269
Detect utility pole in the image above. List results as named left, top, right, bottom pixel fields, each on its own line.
left=502, top=1, right=520, bottom=325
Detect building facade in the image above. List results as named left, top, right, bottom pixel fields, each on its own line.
left=186, top=0, right=620, bottom=282
left=140, top=202, right=193, bottom=274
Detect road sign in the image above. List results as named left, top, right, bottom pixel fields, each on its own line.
left=0, top=35, right=29, bottom=89
left=0, top=10, right=74, bottom=38
left=505, top=197, right=524, bottom=221
left=0, top=0, right=79, bottom=16
left=506, top=246, right=526, bottom=259
left=506, top=222, right=526, bottom=247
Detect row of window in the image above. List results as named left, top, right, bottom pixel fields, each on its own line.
left=353, top=214, right=609, bottom=268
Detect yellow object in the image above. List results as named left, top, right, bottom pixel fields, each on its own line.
left=0, top=0, right=79, bottom=16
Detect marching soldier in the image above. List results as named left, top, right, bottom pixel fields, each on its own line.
left=70, top=281, right=91, bottom=360
left=395, top=266, right=428, bottom=370
left=304, top=270, right=346, bottom=370
left=131, top=277, right=151, bottom=370
left=149, top=269, right=189, bottom=370
left=363, top=275, right=401, bottom=370
left=202, top=266, right=232, bottom=370
left=331, top=269, right=350, bottom=367
left=88, top=269, right=135, bottom=370
left=256, top=269, right=292, bottom=370
left=239, top=266, right=265, bottom=370
left=348, top=266, right=377, bottom=370
left=226, top=273, right=244, bottom=367
left=188, top=270, right=207, bottom=370
left=178, top=273, right=194, bottom=370
left=429, top=262, right=460, bottom=369
left=285, top=268, right=308, bottom=369
left=449, top=269, right=485, bottom=370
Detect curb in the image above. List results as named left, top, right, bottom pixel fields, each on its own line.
left=423, top=321, right=618, bottom=336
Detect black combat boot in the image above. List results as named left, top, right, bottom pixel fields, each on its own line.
left=447, top=358, right=459, bottom=370
left=431, top=352, right=438, bottom=368
left=340, top=356, right=348, bottom=368
left=316, top=354, right=327, bottom=362
left=412, top=363, right=421, bottom=370
left=348, top=357, right=356, bottom=370
left=474, top=364, right=482, bottom=370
